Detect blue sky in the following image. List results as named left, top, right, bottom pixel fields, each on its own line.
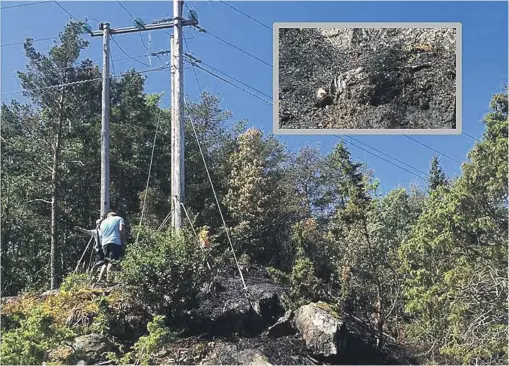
left=1, top=1, right=508, bottom=194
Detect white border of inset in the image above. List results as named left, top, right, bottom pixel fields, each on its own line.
left=273, top=22, right=462, bottom=135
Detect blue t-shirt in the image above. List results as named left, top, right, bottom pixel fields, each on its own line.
left=100, top=216, right=124, bottom=246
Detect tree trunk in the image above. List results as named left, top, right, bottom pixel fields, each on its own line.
left=49, top=93, right=65, bottom=290
left=375, top=290, right=385, bottom=351
left=50, top=136, right=60, bottom=289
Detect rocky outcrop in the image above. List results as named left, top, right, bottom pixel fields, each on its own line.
left=182, top=271, right=286, bottom=337
left=294, top=302, right=347, bottom=359
left=73, top=333, right=116, bottom=364
left=197, top=336, right=311, bottom=365
left=278, top=27, right=456, bottom=129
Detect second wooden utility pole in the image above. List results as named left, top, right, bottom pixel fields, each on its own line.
left=100, top=22, right=111, bottom=218
left=171, top=0, right=185, bottom=229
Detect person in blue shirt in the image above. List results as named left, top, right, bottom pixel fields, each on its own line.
left=97, top=211, right=127, bottom=283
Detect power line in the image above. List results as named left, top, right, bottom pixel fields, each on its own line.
left=2, top=36, right=57, bottom=48
left=404, top=136, right=463, bottom=164
left=345, top=135, right=429, bottom=177
left=3, top=1, right=77, bottom=48
left=115, top=1, right=163, bottom=67
left=111, top=37, right=151, bottom=68
left=116, top=0, right=136, bottom=19
left=195, top=57, right=272, bottom=100
left=214, top=0, right=271, bottom=31
left=1, top=1, right=52, bottom=10
left=1, top=52, right=165, bottom=80
left=334, top=135, right=427, bottom=182
left=202, top=29, right=272, bottom=67
left=463, top=131, right=478, bottom=141
left=194, top=4, right=467, bottom=181
left=52, top=0, right=78, bottom=21
left=183, top=36, right=204, bottom=95
left=1, top=64, right=170, bottom=97
left=187, top=59, right=272, bottom=105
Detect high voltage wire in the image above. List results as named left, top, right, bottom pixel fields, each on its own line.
left=185, top=33, right=270, bottom=103
left=214, top=0, right=272, bottom=31
left=404, top=136, right=463, bottom=164
left=2, top=36, right=57, bottom=48
left=196, top=58, right=272, bottom=100
left=346, top=135, right=429, bottom=177
left=183, top=36, right=204, bottom=95
left=111, top=37, right=151, bottom=68
left=0, top=53, right=165, bottom=80
left=334, top=135, right=428, bottom=182
left=116, top=0, right=136, bottom=19
left=53, top=0, right=78, bottom=21
left=0, top=1, right=52, bottom=10
left=1, top=65, right=170, bottom=97
left=115, top=1, right=165, bottom=67
left=203, top=30, right=272, bottom=67
left=198, top=3, right=473, bottom=170
left=462, top=131, right=478, bottom=141
left=187, top=60, right=272, bottom=105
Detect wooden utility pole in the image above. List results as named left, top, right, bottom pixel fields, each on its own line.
left=171, top=0, right=185, bottom=229
left=89, top=8, right=197, bottom=223
left=100, top=22, right=111, bottom=218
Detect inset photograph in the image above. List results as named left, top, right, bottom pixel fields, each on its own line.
left=274, top=23, right=461, bottom=133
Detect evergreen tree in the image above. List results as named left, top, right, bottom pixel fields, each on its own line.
left=223, top=128, right=292, bottom=267
left=399, top=90, right=508, bottom=364
left=4, top=21, right=100, bottom=290
left=428, top=155, right=447, bottom=191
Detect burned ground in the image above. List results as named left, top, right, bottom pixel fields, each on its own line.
left=278, top=27, right=457, bottom=129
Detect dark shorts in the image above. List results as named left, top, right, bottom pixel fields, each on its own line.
left=103, top=243, right=122, bottom=263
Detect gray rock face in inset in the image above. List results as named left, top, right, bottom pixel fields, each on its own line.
left=278, top=27, right=456, bottom=129
left=294, top=302, right=347, bottom=359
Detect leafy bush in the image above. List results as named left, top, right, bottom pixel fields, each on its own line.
left=0, top=306, right=75, bottom=365
left=118, top=230, right=207, bottom=316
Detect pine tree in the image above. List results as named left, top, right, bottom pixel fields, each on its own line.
left=428, top=155, right=447, bottom=191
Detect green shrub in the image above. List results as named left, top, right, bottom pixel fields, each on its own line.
left=266, top=266, right=291, bottom=285
left=289, top=257, right=322, bottom=307
left=60, top=272, right=90, bottom=292
left=118, top=230, right=206, bottom=316
left=0, top=306, right=75, bottom=365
